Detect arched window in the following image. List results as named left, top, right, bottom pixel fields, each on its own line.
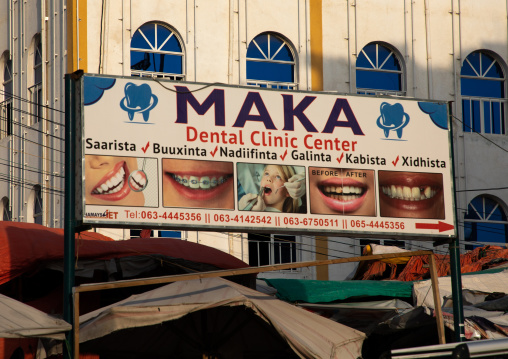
left=29, top=36, right=43, bottom=125
left=27, top=186, right=43, bottom=224
left=464, top=195, right=508, bottom=250
left=0, top=197, right=10, bottom=221
left=461, top=51, right=506, bottom=134
left=130, top=22, right=184, bottom=80
left=356, top=42, right=404, bottom=96
left=246, top=33, right=297, bottom=90
left=1, top=55, right=13, bottom=139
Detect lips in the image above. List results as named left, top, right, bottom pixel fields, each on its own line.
left=317, top=178, right=369, bottom=213
left=164, top=170, right=233, bottom=201
left=90, top=161, right=132, bottom=201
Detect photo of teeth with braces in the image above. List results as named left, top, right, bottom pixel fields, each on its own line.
left=162, top=158, right=235, bottom=210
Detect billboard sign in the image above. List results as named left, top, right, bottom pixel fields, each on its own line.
left=78, top=74, right=456, bottom=239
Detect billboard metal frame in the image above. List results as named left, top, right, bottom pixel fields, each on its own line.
left=76, top=73, right=458, bottom=241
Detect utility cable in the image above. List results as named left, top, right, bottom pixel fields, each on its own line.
left=0, top=160, right=64, bottom=178
left=451, top=113, right=508, bottom=153
left=0, top=89, right=65, bottom=114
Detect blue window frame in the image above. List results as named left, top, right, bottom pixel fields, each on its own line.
left=464, top=195, right=508, bottom=250
left=246, top=33, right=297, bottom=90
left=356, top=43, right=404, bottom=96
left=130, top=23, right=184, bottom=80
left=461, top=51, right=506, bottom=134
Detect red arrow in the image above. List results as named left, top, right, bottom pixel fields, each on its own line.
left=415, top=221, right=455, bottom=232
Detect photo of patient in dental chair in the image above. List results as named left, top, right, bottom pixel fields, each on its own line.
left=237, top=163, right=306, bottom=213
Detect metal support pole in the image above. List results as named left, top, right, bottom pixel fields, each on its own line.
left=450, top=236, right=465, bottom=342
left=448, top=101, right=465, bottom=342
left=63, top=73, right=77, bottom=359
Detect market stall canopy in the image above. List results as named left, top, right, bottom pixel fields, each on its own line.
left=0, top=293, right=71, bottom=340
left=414, top=268, right=508, bottom=309
left=264, top=278, right=414, bottom=302
left=0, top=222, right=249, bottom=286
left=79, top=277, right=366, bottom=359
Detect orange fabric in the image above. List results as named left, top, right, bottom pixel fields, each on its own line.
left=358, top=245, right=508, bottom=282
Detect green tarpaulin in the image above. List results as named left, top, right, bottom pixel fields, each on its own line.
left=263, top=279, right=413, bottom=303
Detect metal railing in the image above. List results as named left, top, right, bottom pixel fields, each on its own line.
left=131, top=70, right=185, bottom=81
left=357, top=89, right=406, bottom=96
left=247, top=80, right=298, bottom=90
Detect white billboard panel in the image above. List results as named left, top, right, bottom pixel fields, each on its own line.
left=78, top=74, right=456, bottom=239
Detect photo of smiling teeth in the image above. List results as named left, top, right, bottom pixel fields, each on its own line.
left=320, top=185, right=365, bottom=200
left=92, top=166, right=126, bottom=195
left=171, top=174, right=231, bottom=189
left=381, top=185, right=436, bottom=201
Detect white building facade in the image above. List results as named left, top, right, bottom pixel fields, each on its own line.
left=0, top=0, right=507, bottom=280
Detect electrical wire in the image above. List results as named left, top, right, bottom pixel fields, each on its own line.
left=0, top=108, right=65, bottom=142
left=0, top=89, right=65, bottom=114
left=0, top=159, right=63, bottom=178
left=456, top=186, right=508, bottom=192
left=0, top=141, right=65, bottom=165
left=0, top=176, right=64, bottom=195
left=151, top=78, right=227, bottom=94
left=0, top=130, right=64, bottom=153
left=451, top=114, right=508, bottom=153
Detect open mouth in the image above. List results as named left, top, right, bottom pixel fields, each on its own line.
left=263, top=187, right=272, bottom=195
left=378, top=172, right=444, bottom=214
left=315, top=179, right=369, bottom=213
left=90, top=161, right=131, bottom=201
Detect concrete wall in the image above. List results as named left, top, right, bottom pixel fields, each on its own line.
left=1, top=0, right=507, bottom=280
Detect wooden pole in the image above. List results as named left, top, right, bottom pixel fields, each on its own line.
left=74, top=250, right=432, bottom=293
left=73, top=290, right=80, bottom=359
left=428, top=253, right=446, bottom=344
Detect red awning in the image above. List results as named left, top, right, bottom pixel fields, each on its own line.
left=0, top=222, right=248, bottom=286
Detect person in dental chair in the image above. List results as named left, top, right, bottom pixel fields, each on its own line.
left=239, top=164, right=305, bottom=213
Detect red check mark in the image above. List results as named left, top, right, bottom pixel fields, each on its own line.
left=141, top=141, right=150, bottom=153
left=280, top=149, right=288, bottom=161
left=336, top=153, right=344, bottom=164
left=210, top=146, right=218, bottom=157
left=392, top=155, right=400, bottom=167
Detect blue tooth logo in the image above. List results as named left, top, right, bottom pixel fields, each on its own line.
left=376, top=102, right=410, bottom=139
left=120, top=83, right=158, bottom=122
